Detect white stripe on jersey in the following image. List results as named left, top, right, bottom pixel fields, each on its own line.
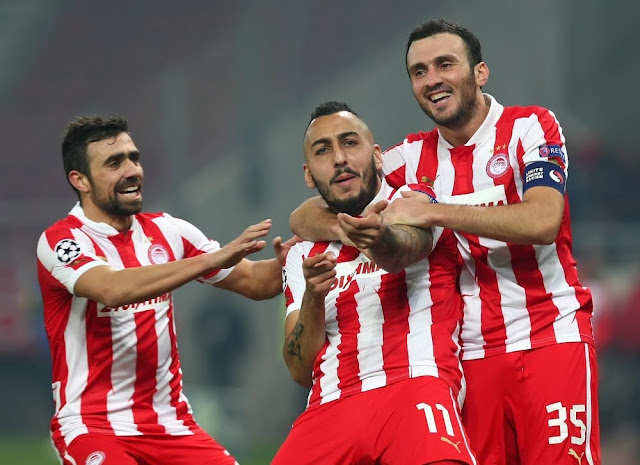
left=536, top=244, right=582, bottom=343
left=59, top=296, right=90, bottom=446
left=406, top=258, right=438, bottom=379
left=355, top=271, right=387, bottom=392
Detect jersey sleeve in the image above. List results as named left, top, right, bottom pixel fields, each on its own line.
left=162, top=214, right=234, bottom=284
left=392, top=183, right=443, bottom=252
left=519, top=108, right=569, bottom=194
left=381, top=139, right=420, bottom=188
left=37, top=228, right=110, bottom=295
left=283, top=244, right=308, bottom=317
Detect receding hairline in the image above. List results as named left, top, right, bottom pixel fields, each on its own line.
left=304, top=111, right=374, bottom=147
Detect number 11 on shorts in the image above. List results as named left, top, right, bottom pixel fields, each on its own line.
left=416, top=402, right=455, bottom=436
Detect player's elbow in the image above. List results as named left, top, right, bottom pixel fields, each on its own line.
left=288, top=367, right=313, bottom=388
left=240, top=282, right=282, bottom=301
left=532, top=216, right=562, bottom=245
left=94, top=289, right=132, bottom=308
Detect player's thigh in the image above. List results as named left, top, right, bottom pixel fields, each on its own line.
left=138, top=431, right=238, bottom=465
left=63, top=435, right=138, bottom=465
left=461, top=354, right=519, bottom=465
left=378, top=377, right=477, bottom=465
left=518, top=343, right=600, bottom=465
left=271, top=400, right=364, bottom=465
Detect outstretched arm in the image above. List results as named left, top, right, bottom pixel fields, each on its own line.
left=338, top=200, right=433, bottom=273
left=214, top=235, right=302, bottom=300
left=74, top=219, right=273, bottom=307
left=385, top=186, right=564, bottom=245
left=283, top=252, right=336, bottom=388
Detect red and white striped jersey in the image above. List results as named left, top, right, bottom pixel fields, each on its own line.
left=36, top=203, right=232, bottom=447
left=382, top=94, right=594, bottom=361
left=283, top=181, right=464, bottom=407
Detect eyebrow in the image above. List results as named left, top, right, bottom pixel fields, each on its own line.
left=408, top=53, right=458, bottom=73
left=103, top=150, right=140, bottom=165
left=310, top=131, right=359, bottom=148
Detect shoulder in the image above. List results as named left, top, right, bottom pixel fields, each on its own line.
left=39, top=215, right=83, bottom=244
left=384, top=129, right=438, bottom=153
left=501, top=104, right=558, bottom=122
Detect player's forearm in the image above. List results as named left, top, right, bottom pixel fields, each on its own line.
left=290, top=196, right=341, bottom=241
left=76, top=253, right=224, bottom=307
left=431, top=199, right=562, bottom=244
left=236, top=258, right=283, bottom=300
left=367, top=224, right=433, bottom=273
left=283, top=295, right=327, bottom=388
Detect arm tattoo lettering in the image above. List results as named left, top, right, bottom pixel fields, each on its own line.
left=286, top=322, right=304, bottom=360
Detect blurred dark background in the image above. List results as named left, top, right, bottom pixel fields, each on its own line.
left=0, top=1, right=638, bottom=463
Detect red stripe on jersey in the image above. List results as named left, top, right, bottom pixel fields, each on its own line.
left=335, top=280, right=363, bottom=394
left=308, top=340, right=331, bottom=406
left=555, top=198, right=595, bottom=342
left=38, top=256, right=71, bottom=446
left=83, top=299, right=115, bottom=435
left=138, top=216, right=195, bottom=427
left=384, top=165, right=406, bottom=190
left=140, top=216, right=178, bottom=262
left=494, top=116, right=521, bottom=204
left=131, top=310, right=162, bottom=433
left=450, top=144, right=509, bottom=353
left=416, top=132, right=440, bottom=186
left=428, top=230, right=464, bottom=392
left=69, top=236, right=116, bottom=436
left=165, top=303, right=197, bottom=429
left=535, top=106, right=563, bottom=144
left=109, top=231, right=162, bottom=433
left=379, top=272, right=410, bottom=381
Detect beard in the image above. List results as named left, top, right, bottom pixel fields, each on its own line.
left=418, top=71, right=479, bottom=130
left=89, top=177, right=143, bottom=216
left=313, top=157, right=380, bottom=217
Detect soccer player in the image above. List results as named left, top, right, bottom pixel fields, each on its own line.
left=272, top=102, right=477, bottom=465
left=290, top=19, right=600, bottom=465
left=37, top=115, right=292, bottom=465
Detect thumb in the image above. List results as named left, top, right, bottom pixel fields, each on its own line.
left=363, top=199, right=388, bottom=216
left=401, top=190, right=420, bottom=198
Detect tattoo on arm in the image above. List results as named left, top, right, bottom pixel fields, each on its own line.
left=286, top=322, right=304, bottom=360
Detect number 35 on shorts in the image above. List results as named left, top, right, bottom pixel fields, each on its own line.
left=546, top=402, right=586, bottom=445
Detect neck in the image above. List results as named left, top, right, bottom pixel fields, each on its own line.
left=79, top=200, right=134, bottom=232
left=438, top=94, right=491, bottom=147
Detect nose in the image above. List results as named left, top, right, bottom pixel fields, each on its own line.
left=123, top=157, right=143, bottom=178
left=333, top=147, right=348, bottom=166
left=424, top=67, right=443, bottom=89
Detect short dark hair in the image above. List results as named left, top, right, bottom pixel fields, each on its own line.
left=305, top=101, right=358, bottom=136
left=406, top=18, right=482, bottom=69
left=61, top=115, right=129, bottom=195
left=309, top=101, right=357, bottom=123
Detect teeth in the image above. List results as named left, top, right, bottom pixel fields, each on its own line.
left=430, top=92, right=451, bottom=102
left=123, top=187, right=138, bottom=193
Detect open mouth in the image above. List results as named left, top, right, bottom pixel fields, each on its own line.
left=428, top=91, right=452, bottom=104
left=118, top=185, right=141, bottom=199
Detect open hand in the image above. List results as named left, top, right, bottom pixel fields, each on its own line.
left=213, top=219, right=272, bottom=269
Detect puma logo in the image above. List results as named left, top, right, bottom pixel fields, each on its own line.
left=420, top=176, right=436, bottom=187
left=440, top=436, right=461, bottom=453
left=568, top=448, right=584, bottom=464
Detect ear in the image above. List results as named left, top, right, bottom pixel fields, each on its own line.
left=68, top=170, right=91, bottom=194
left=373, top=144, right=383, bottom=175
left=475, top=62, right=489, bottom=87
left=303, top=163, right=316, bottom=189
